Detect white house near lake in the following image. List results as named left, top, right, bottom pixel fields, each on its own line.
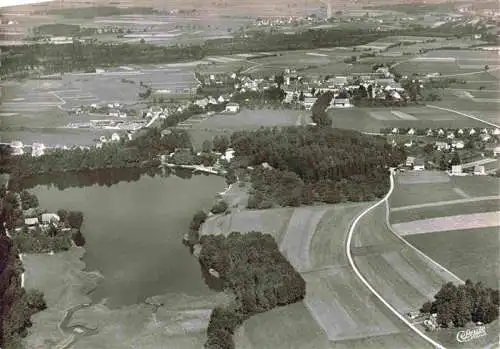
left=24, top=217, right=39, bottom=226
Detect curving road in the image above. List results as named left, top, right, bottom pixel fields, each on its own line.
left=346, top=169, right=447, bottom=349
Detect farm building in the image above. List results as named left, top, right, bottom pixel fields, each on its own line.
left=25, top=217, right=39, bottom=226
left=303, top=97, right=318, bottom=111
left=225, top=102, right=240, bottom=113
left=474, top=165, right=486, bottom=176
left=41, top=213, right=60, bottom=224
left=329, top=98, right=352, bottom=108
left=451, top=165, right=463, bottom=175
left=10, top=141, right=24, bottom=156
left=413, top=159, right=425, bottom=171
left=32, top=143, right=45, bottom=157
left=405, top=156, right=415, bottom=167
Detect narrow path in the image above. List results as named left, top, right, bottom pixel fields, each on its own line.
left=425, top=104, right=500, bottom=128
left=453, top=187, right=470, bottom=199
left=241, top=62, right=263, bottom=74
left=392, top=195, right=500, bottom=212
left=346, top=169, right=447, bottom=349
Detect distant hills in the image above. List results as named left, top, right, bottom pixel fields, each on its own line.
left=0, top=0, right=468, bottom=17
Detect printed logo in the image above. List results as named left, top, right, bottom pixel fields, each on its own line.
left=456, top=326, right=487, bottom=343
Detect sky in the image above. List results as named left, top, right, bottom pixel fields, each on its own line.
left=0, top=0, right=52, bottom=8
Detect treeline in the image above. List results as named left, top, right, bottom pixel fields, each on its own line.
left=0, top=42, right=205, bottom=76
left=1, top=26, right=462, bottom=76
left=5, top=128, right=193, bottom=180
left=46, top=6, right=157, bottom=19
left=363, top=2, right=456, bottom=14
left=0, top=198, right=47, bottom=349
left=311, top=92, right=333, bottom=126
left=230, top=127, right=405, bottom=208
left=198, top=232, right=306, bottom=349
left=421, top=280, right=499, bottom=328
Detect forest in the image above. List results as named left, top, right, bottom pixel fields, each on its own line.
left=0, top=25, right=471, bottom=77
left=420, top=280, right=499, bottom=328
left=229, top=127, right=405, bottom=208
left=198, top=231, right=306, bottom=349
left=0, top=196, right=47, bottom=349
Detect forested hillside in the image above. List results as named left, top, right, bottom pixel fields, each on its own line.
left=229, top=127, right=405, bottom=208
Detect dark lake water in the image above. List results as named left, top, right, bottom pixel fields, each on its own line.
left=30, top=171, right=226, bottom=308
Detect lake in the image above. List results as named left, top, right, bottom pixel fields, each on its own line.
left=31, top=171, right=226, bottom=308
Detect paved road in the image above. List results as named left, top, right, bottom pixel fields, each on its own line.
left=346, top=171, right=446, bottom=349
left=426, top=104, right=500, bottom=128
left=391, top=195, right=500, bottom=212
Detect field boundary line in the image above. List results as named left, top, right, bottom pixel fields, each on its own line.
left=346, top=169, right=447, bottom=349
left=425, top=105, right=500, bottom=128
left=384, top=200, right=464, bottom=284
left=392, top=195, right=500, bottom=211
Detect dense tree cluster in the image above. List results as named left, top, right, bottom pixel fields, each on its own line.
left=187, top=210, right=208, bottom=244
left=229, top=127, right=404, bottom=207
left=421, top=280, right=499, bottom=328
left=12, top=224, right=73, bottom=254
left=6, top=129, right=192, bottom=180
left=19, top=190, right=39, bottom=211
left=311, top=92, right=333, bottom=126
left=210, top=200, right=228, bottom=214
left=0, top=197, right=47, bottom=349
left=199, top=232, right=306, bottom=349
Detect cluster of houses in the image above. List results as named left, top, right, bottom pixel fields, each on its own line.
left=21, top=213, right=62, bottom=230
left=254, top=15, right=321, bottom=27
left=386, top=127, right=500, bottom=141
left=8, top=141, right=46, bottom=157
left=280, top=67, right=412, bottom=109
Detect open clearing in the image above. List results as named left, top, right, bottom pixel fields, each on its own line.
left=188, top=108, right=310, bottom=130
left=395, top=171, right=450, bottom=185
left=280, top=207, right=329, bottom=272
left=390, top=173, right=500, bottom=208
left=23, top=247, right=101, bottom=348
left=406, top=227, right=499, bottom=289
left=391, top=198, right=500, bottom=223
left=200, top=207, right=294, bottom=245
left=242, top=48, right=356, bottom=76
left=329, top=106, right=487, bottom=132
left=392, top=211, right=500, bottom=236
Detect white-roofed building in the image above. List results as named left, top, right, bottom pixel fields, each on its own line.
left=41, top=213, right=60, bottom=224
